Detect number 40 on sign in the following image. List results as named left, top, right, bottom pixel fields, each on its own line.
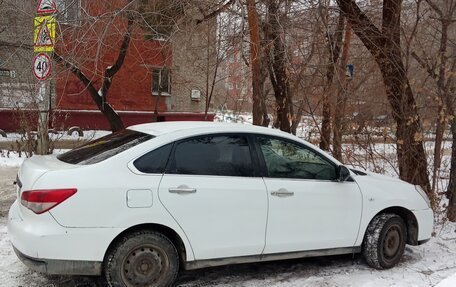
left=33, top=53, right=52, bottom=80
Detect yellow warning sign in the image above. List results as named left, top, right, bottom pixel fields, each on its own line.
left=34, top=16, right=56, bottom=52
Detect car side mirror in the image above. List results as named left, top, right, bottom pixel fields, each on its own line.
left=338, top=165, right=351, bottom=182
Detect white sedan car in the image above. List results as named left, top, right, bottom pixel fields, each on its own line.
left=8, top=122, right=433, bottom=287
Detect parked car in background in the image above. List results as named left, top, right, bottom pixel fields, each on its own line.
left=8, top=122, right=433, bottom=287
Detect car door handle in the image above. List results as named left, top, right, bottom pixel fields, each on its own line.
left=169, top=185, right=197, bottom=194
left=271, top=188, right=294, bottom=197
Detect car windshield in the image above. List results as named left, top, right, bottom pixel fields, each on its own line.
left=57, top=129, right=153, bottom=165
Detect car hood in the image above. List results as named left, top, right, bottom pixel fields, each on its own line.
left=350, top=168, right=429, bottom=211
left=352, top=169, right=404, bottom=183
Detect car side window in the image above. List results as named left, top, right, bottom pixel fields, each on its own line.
left=168, top=135, right=254, bottom=177
left=257, top=136, right=336, bottom=180
left=133, top=143, right=173, bottom=174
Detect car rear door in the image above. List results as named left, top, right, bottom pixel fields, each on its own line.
left=158, top=134, right=268, bottom=260
left=255, top=135, right=363, bottom=254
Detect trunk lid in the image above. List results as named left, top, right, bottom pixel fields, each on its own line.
left=17, top=155, right=80, bottom=217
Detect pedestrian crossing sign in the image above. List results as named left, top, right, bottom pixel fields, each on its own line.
left=37, top=0, right=57, bottom=14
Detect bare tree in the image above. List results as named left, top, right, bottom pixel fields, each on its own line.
left=333, top=21, right=353, bottom=161
left=319, top=4, right=345, bottom=150
left=420, top=0, right=456, bottom=219
left=54, top=12, right=134, bottom=132
left=247, top=0, right=269, bottom=126
left=262, top=0, right=294, bottom=133
left=337, top=0, right=430, bottom=191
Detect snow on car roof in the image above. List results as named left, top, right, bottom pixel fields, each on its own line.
left=127, top=121, right=284, bottom=137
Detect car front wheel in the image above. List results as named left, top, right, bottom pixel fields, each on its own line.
left=363, top=213, right=407, bottom=269
left=105, top=230, right=179, bottom=287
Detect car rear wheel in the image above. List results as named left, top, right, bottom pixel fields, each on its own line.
left=105, top=230, right=179, bottom=287
left=363, top=213, right=407, bottom=269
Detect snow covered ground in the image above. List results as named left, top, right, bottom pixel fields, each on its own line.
left=0, top=130, right=111, bottom=143
left=436, top=272, right=456, bottom=287
left=1, top=167, right=456, bottom=286
left=0, top=139, right=455, bottom=286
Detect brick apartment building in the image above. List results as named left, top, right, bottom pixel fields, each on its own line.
left=0, top=0, right=217, bottom=131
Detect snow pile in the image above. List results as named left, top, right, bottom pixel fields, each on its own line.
left=0, top=130, right=110, bottom=143
left=0, top=149, right=68, bottom=168
left=435, top=272, right=456, bottom=287
left=0, top=151, right=26, bottom=168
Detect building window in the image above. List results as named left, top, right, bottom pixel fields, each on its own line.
left=152, top=67, right=171, bottom=95
left=56, top=0, right=81, bottom=25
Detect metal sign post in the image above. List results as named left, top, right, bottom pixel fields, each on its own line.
left=33, top=0, right=56, bottom=155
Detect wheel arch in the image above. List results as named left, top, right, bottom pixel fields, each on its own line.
left=103, top=223, right=188, bottom=269
left=365, top=206, right=419, bottom=245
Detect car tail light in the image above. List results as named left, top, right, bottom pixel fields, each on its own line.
left=21, top=189, right=77, bottom=214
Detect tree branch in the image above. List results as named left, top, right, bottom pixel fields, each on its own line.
left=411, top=51, right=438, bottom=79
left=53, top=51, right=124, bottom=131
left=382, top=0, right=402, bottom=45
left=106, top=14, right=134, bottom=77
left=53, top=52, right=103, bottom=110
left=336, top=0, right=385, bottom=58
left=425, top=0, right=443, bottom=17
left=196, top=0, right=236, bottom=24
left=100, top=13, right=134, bottom=104
left=0, top=40, right=32, bottom=50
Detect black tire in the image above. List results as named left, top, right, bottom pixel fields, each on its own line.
left=362, top=213, right=407, bottom=269
left=105, top=230, right=179, bottom=287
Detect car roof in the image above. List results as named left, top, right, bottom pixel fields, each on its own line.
left=128, top=121, right=286, bottom=137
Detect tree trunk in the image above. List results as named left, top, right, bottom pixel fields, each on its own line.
left=103, top=107, right=124, bottom=132
left=337, top=0, right=430, bottom=191
left=333, top=22, right=353, bottom=161
left=264, top=0, right=292, bottom=133
left=320, top=95, right=332, bottom=150
left=432, top=108, right=445, bottom=191
left=431, top=20, right=450, bottom=192
left=384, top=65, right=430, bottom=191
left=448, top=118, right=456, bottom=221
left=53, top=53, right=124, bottom=132
left=247, top=0, right=267, bottom=127
left=320, top=12, right=345, bottom=151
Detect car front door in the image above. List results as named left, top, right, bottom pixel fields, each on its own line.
left=255, top=135, right=362, bottom=254
left=158, top=134, right=268, bottom=260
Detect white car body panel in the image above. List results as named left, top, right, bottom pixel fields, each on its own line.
left=8, top=200, right=123, bottom=261
left=412, top=208, right=434, bottom=241
left=17, top=147, right=197, bottom=262
left=158, top=174, right=268, bottom=260
left=8, top=121, right=433, bottom=275
left=353, top=171, right=432, bottom=246
left=263, top=179, right=362, bottom=254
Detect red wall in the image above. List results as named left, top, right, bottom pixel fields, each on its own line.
left=0, top=109, right=214, bottom=132
left=0, top=1, right=216, bottom=133
left=55, top=1, right=171, bottom=112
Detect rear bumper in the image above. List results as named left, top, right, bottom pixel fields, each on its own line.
left=8, top=200, right=123, bottom=275
left=13, top=246, right=101, bottom=275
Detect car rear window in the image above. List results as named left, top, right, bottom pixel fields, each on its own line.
left=58, top=129, right=153, bottom=165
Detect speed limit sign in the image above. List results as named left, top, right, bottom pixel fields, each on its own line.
left=33, top=53, right=52, bottom=80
